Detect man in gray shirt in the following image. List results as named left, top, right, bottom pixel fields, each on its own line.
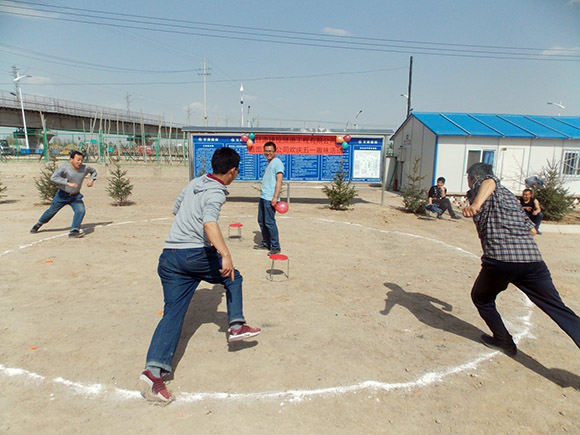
left=138, top=147, right=261, bottom=405
left=30, top=150, right=97, bottom=238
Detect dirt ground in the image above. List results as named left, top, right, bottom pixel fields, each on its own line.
left=1, top=161, right=579, bottom=434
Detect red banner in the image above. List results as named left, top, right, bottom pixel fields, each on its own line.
left=247, top=134, right=343, bottom=155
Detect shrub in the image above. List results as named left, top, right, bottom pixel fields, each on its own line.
left=34, top=159, right=59, bottom=204
left=106, top=162, right=134, bottom=206
left=402, top=156, right=427, bottom=213
left=533, top=160, right=574, bottom=221
left=322, top=160, right=358, bottom=210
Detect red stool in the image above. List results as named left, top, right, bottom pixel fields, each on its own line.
left=268, top=253, right=289, bottom=281
left=228, top=223, right=243, bottom=240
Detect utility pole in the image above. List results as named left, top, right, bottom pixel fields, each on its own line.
left=198, top=59, right=211, bottom=126
left=406, top=56, right=413, bottom=118
left=12, top=65, right=31, bottom=149
left=240, top=84, right=244, bottom=127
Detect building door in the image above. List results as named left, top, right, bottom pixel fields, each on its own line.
left=499, top=148, right=525, bottom=192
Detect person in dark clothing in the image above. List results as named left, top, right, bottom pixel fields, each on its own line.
left=462, top=163, right=579, bottom=356
left=519, top=188, right=543, bottom=234
left=427, top=177, right=461, bottom=219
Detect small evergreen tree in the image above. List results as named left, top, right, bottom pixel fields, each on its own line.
left=322, top=160, right=358, bottom=210
left=0, top=173, right=7, bottom=199
left=106, top=162, right=134, bottom=206
left=533, top=160, right=573, bottom=221
left=34, top=159, right=59, bottom=204
left=402, top=156, right=427, bottom=214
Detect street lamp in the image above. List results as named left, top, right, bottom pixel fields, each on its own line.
left=346, top=109, right=363, bottom=130
left=547, top=101, right=565, bottom=116
left=240, top=83, right=244, bottom=127
left=13, top=74, right=32, bottom=149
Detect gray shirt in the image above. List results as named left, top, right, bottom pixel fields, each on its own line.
left=164, top=174, right=229, bottom=249
left=51, top=163, right=97, bottom=195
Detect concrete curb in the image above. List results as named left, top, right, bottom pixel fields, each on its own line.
left=539, top=224, right=580, bottom=234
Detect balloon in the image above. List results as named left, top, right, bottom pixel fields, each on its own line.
left=343, top=135, right=351, bottom=142
left=247, top=138, right=254, bottom=146
left=336, top=136, right=344, bottom=143
left=275, top=201, right=289, bottom=214
left=248, top=133, right=256, bottom=140
left=241, top=134, right=249, bottom=142
left=342, top=142, right=349, bottom=150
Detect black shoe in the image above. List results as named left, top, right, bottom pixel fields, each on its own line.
left=268, top=248, right=281, bottom=255
left=536, top=230, right=542, bottom=235
left=436, top=213, right=443, bottom=219
left=30, top=224, right=42, bottom=233
left=451, top=215, right=462, bottom=220
left=481, top=334, right=517, bottom=357
left=253, top=244, right=269, bottom=250
left=69, top=229, right=85, bottom=238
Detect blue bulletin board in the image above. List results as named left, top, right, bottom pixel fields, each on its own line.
left=192, top=135, right=383, bottom=182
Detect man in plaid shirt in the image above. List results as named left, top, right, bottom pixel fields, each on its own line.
left=462, top=163, right=579, bottom=356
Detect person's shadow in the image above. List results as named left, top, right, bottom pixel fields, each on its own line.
left=170, top=284, right=258, bottom=377
left=380, top=282, right=580, bottom=391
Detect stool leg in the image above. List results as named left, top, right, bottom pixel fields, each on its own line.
left=269, top=259, right=274, bottom=281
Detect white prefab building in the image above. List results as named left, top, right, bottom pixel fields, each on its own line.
left=390, top=113, right=580, bottom=196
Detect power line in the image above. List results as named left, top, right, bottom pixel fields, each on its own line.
left=2, top=2, right=579, bottom=62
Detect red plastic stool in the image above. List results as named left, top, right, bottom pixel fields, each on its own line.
left=268, top=253, right=289, bottom=281
left=228, top=223, right=243, bottom=240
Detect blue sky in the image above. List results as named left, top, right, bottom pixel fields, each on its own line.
left=1, top=0, right=579, bottom=131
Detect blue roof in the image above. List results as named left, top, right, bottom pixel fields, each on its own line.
left=410, top=113, right=580, bottom=139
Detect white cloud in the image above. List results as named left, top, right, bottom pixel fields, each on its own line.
left=323, top=27, right=350, bottom=36
left=0, top=1, right=60, bottom=19
left=541, top=46, right=580, bottom=56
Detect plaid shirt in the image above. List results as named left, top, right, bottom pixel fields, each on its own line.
left=467, top=175, right=542, bottom=262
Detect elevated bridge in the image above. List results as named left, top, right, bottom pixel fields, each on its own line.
left=0, top=90, right=184, bottom=148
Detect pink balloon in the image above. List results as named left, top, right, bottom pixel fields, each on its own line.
left=344, top=135, right=351, bottom=142
left=275, top=201, right=289, bottom=214
left=241, top=134, right=249, bottom=142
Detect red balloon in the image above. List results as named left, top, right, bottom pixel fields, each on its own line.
left=275, top=201, right=289, bottom=214
left=344, top=135, right=351, bottom=142
left=241, top=134, right=249, bottom=142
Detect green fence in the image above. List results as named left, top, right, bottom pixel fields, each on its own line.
left=1, top=128, right=188, bottom=165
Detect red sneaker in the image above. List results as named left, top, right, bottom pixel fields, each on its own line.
left=228, top=324, right=262, bottom=342
left=138, top=369, right=173, bottom=405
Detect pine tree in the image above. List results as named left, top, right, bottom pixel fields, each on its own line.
left=533, top=160, right=573, bottom=221
left=106, top=162, right=134, bottom=206
left=34, top=159, right=59, bottom=204
left=402, top=156, right=427, bottom=214
left=322, top=160, right=358, bottom=210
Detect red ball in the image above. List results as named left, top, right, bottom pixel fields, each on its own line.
left=275, top=201, right=289, bottom=214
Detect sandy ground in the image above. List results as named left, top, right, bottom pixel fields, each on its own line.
left=0, top=161, right=579, bottom=434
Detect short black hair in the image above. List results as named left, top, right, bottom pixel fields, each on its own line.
left=263, top=141, right=277, bottom=152
left=466, top=162, right=494, bottom=180
left=211, top=147, right=240, bottom=175
left=436, top=177, right=446, bottom=183
left=523, top=188, right=532, bottom=194
left=70, top=150, right=84, bottom=159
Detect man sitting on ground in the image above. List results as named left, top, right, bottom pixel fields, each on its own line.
left=426, top=177, right=461, bottom=219
left=519, top=188, right=543, bottom=234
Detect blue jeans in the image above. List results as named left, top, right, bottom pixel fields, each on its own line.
left=37, top=190, right=85, bottom=232
left=471, top=258, right=580, bottom=348
left=527, top=212, right=543, bottom=231
left=257, top=198, right=280, bottom=250
left=145, top=247, right=246, bottom=374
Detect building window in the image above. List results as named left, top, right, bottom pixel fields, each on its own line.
left=467, top=150, right=495, bottom=170
left=563, top=151, right=580, bottom=176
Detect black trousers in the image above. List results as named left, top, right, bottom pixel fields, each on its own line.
left=471, top=257, right=580, bottom=348
left=433, top=198, right=457, bottom=217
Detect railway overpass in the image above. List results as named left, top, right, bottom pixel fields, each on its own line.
left=0, top=90, right=184, bottom=148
